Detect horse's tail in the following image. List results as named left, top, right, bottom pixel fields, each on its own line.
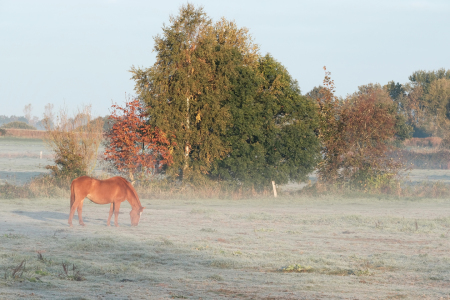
left=70, top=180, right=76, bottom=209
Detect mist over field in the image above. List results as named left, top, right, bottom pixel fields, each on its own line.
left=1, top=138, right=450, bottom=299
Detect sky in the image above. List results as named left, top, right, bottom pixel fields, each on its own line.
left=1, top=0, right=449, bottom=119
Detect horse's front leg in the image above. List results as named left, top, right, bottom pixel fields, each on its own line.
left=107, top=203, right=114, bottom=226
left=77, top=199, right=85, bottom=226
left=114, top=202, right=121, bottom=227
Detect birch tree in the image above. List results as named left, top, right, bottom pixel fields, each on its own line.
left=131, top=3, right=258, bottom=182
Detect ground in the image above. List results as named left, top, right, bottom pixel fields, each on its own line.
left=1, top=137, right=450, bottom=299
left=1, top=196, right=450, bottom=299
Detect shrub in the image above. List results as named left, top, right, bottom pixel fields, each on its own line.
left=1, top=121, right=36, bottom=130
left=43, top=105, right=103, bottom=187
left=389, top=149, right=450, bottom=169
left=403, top=137, right=442, bottom=148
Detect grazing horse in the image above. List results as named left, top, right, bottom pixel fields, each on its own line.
left=69, top=176, right=145, bottom=227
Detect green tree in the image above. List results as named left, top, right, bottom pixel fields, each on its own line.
left=421, top=78, right=450, bottom=136
left=404, top=69, right=450, bottom=136
left=409, top=69, right=450, bottom=94
left=210, top=55, right=321, bottom=188
left=131, top=4, right=258, bottom=182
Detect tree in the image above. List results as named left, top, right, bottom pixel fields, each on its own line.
left=316, top=69, right=402, bottom=188
left=400, top=69, right=450, bottom=137
left=131, top=3, right=258, bottom=182
left=43, top=105, right=103, bottom=187
left=210, top=55, right=321, bottom=189
left=409, top=69, right=450, bottom=95
left=420, top=78, right=450, bottom=136
left=104, top=99, right=173, bottom=183
left=23, top=104, right=32, bottom=124
left=349, top=83, right=412, bottom=141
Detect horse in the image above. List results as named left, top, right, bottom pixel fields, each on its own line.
left=68, top=176, right=145, bottom=227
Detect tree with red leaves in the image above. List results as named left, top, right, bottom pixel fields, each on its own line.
left=104, top=99, right=173, bottom=183
left=316, top=67, right=402, bottom=190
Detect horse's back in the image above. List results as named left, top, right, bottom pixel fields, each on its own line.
left=72, top=176, right=132, bottom=204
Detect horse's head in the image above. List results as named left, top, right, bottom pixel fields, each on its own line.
left=130, top=206, right=145, bottom=226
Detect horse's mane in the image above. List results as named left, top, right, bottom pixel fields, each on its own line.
left=116, top=177, right=142, bottom=208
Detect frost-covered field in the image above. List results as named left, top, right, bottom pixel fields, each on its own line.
left=1, top=196, right=450, bottom=299
left=2, top=137, right=450, bottom=299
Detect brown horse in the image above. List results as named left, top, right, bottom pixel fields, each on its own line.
left=69, top=176, right=144, bottom=227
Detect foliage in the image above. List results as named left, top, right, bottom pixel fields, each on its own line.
left=132, top=4, right=319, bottom=188
left=104, top=99, right=173, bottom=183
left=409, top=68, right=450, bottom=94
left=43, top=105, right=103, bottom=187
left=0, top=115, right=28, bottom=126
left=316, top=68, right=403, bottom=188
left=131, top=4, right=259, bottom=183
left=1, top=121, right=36, bottom=130
left=210, top=55, right=321, bottom=189
left=390, top=69, right=450, bottom=137
left=420, top=78, right=450, bottom=136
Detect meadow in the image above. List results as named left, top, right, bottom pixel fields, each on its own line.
left=1, top=137, right=450, bottom=299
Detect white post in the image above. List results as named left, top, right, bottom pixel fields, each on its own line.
left=272, top=181, right=277, bottom=198
left=40, top=151, right=42, bottom=159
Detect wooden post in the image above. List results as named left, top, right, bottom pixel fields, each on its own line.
left=272, top=181, right=277, bottom=198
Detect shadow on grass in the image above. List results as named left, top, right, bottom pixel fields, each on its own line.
left=12, top=210, right=69, bottom=221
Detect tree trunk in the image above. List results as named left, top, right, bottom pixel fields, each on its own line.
left=129, top=171, right=135, bottom=186
left=183, top=97, right=190, bottom=177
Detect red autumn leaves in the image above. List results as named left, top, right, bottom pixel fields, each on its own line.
left=104, top=99, right=174, bottom=181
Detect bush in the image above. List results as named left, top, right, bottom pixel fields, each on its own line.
left=389, top=149, right=450, bottom=169
left=0, top=182, right=34, bottom=199
left=43, top=105, right=103, bottom=187
left=1, top=121, right=36, bottom=130
left=0, top=175, right=68, bottom=199
left=403, top=137, right=442, bottom=148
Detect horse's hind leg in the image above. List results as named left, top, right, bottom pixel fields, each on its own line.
left=77, top=199, right=85, bottom=226
left=107, top=203, right=114, bottom=226
left=69, top=198, right=79, bottom=227
left=68, top=205, right=76, bottom=227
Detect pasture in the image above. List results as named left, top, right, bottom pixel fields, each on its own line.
left=1, top=137, right=450, bottom=299
left=1, top=197, right=450, bottom=299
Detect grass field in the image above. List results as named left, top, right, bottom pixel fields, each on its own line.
left=1, top=137, right=450, bottom=299
left=1, top=196, right=450, bottom=299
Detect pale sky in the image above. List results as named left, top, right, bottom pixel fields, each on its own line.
left=1, top=0, right=449, bottom=118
